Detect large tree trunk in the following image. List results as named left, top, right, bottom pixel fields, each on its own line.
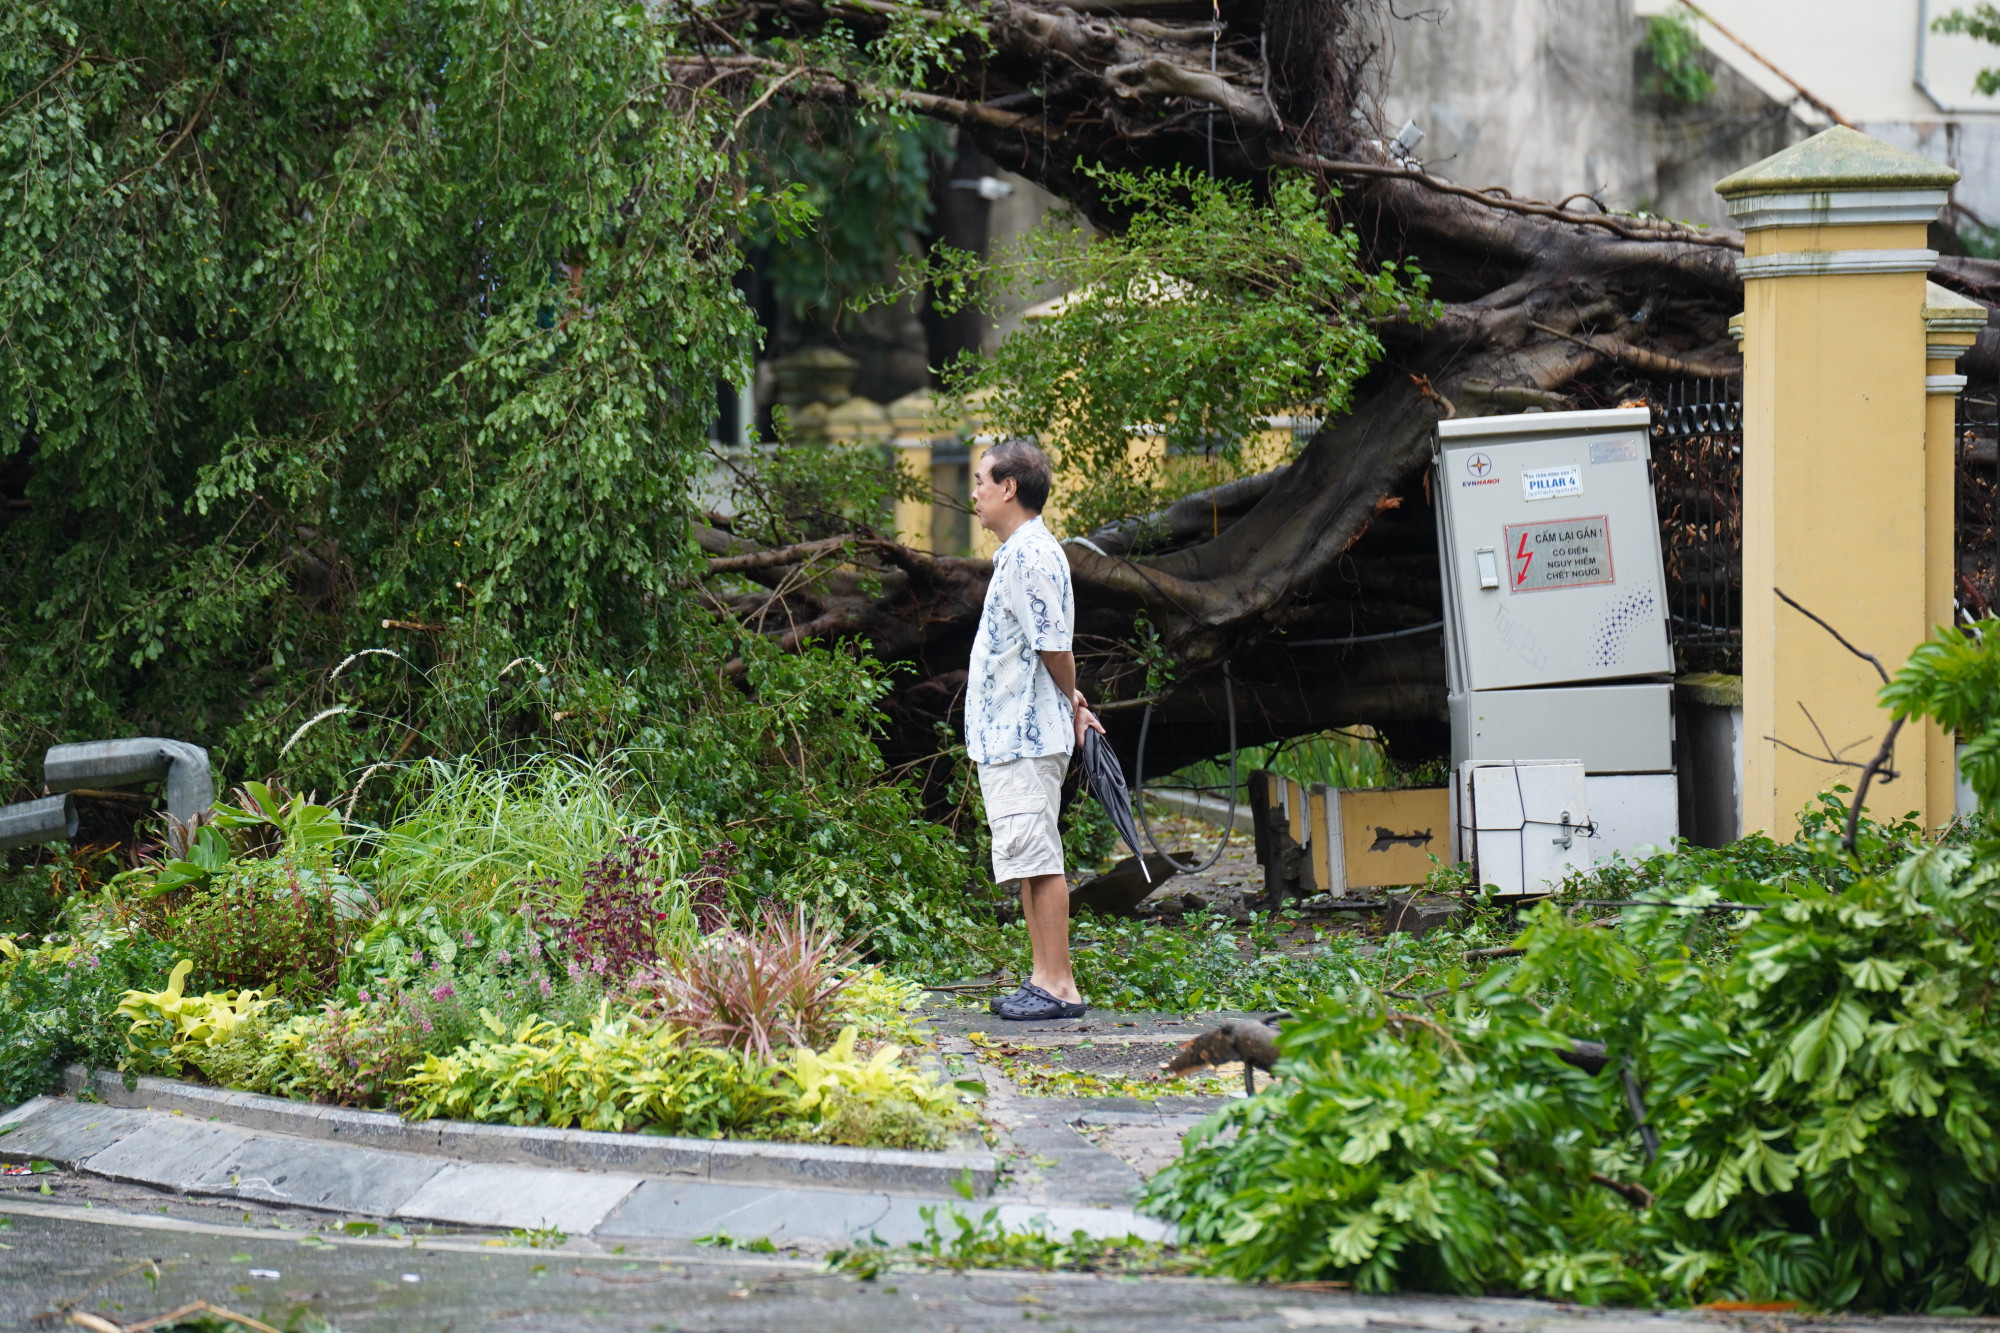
left=683, top=0, right=2000, bottom=785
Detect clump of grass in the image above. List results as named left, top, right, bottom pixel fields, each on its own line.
left=368, top=754, right=700, bottom=915
left=831, top=1205, right=1194, bottom=1278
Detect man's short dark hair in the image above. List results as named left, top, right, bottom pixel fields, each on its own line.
left=987, top=438, right=1052, bottom=513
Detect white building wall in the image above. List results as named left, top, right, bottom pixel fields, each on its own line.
left=1376, top=0, right=2000, bottom=233
left=1632, top=0, right=2000, bottom=228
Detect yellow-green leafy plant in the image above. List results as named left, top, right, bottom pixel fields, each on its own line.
left=788, top=1025, right=966, bottom=1150
left=830, top=968, right=930, bottom=1047
left=242, top=1001, right=426, bottom=1108
left=117, top=960, right=281, bottom=1075
left=186, top=1008, right=288, bottom=1094
left=400, top=1007, right=799, bottom=1136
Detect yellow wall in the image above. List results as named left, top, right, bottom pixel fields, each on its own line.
left=1739, top=227, right=1934, bottom=838
left=1719, top=126, right=1963, bottom=836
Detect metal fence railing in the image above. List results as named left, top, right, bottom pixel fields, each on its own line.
left=1958, top=387, right=1998, bottom=621
left=1651, top=378, right=1744, bottom=675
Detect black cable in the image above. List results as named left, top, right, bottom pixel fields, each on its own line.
left=1133, top=660, right=1238, bottom=874
left=1278, top=620, right=1445, bottom=648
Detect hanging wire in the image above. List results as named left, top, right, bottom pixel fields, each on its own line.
left=1206, top=0, right=1219, bottom=178
left=1133, top=660, right=1238, bottom=874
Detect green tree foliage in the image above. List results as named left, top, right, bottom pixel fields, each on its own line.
left=0, top=0, right=987, bottom=972
left=1145, top=621, right=2000, bottom=1311
left=1935, top=4, right=2000, bottom=96
left=0, top=0, right=763, bottom=786
left=745, top=107, right=949, bottom=331
left=1643, top=12, right=1715, bottom=104
left=921, top=167, right=1434, bottom=537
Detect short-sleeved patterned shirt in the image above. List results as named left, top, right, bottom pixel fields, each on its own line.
left=965, top=516, right=1076, bottom=765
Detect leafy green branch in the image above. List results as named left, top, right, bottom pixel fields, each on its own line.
left=905, top=165, right=1437, bottom=536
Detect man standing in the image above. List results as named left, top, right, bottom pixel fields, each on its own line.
left=966, top=438, right=1103, bottom=1021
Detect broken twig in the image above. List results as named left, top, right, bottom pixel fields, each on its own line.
left=1773, top=588, right=1904, bottom=854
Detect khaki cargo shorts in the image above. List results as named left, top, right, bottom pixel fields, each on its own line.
left=979, top=752, right=1069, bottom=882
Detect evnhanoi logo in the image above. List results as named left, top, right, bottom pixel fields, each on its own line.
left=1460, top=451, right=1499, bottom=488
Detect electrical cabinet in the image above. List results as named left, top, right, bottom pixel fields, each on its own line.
left=1434, top=408, right=1678, bottom=883
left=1436, top=408, right=1672, bottom=692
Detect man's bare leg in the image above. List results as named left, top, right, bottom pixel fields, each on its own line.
left=1020, top=872, right=1081, bottom=1003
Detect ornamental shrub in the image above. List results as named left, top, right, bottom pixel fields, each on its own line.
left=401, top=1009, right=799, bottom=1137
left=531, top=838, right=697, bottom=984
left=115, top=959, right=281, bottom=1077
left=148, top=855, right=353, bottom=997
left=0, top=928, right=179, bottom=1102
left=398, top=1008, right=967, bottom=1147
left=637, top=904, right=860, bottom=1058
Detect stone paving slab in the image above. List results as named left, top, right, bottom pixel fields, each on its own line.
left=190, top=1134, right=445, bottom=1215
left=596, top=1177, right=1173, bottom=1246
left=596, top=1179, right=924, bottom=1245
left=0, top=1099, right=155, bottom=1167
left=393, top=1161, right=641, bottom=1234
left=83, top=1118, right=255, bottom=1192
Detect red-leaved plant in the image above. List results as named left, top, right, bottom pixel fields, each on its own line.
left=687, top=839, right=735, bottom=934
left=637, top=904, right=860, bottom=1059
left=529, top=838, right=674, bottom=983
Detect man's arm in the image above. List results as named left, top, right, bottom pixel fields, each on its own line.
left=1039, top=649, right=1106, bottom=747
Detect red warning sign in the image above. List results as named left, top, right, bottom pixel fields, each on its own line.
left=1503, top=516, right=1614, bottom=592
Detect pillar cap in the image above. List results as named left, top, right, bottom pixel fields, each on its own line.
left=1716, top=126, right=1957, bottom=230
left=824, top=395, right=891, bottom=444
left=886, top=388, right=946, bottom=437
left=1924, top=280, right=1992, bottom=337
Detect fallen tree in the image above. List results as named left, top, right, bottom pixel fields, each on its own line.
left=682, top=0, right=2000, bottom=783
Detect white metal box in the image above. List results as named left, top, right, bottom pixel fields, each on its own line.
left=1448, top=682, right=1674, bottom=773
left=1452, top=759, right=1593, bottom=896
left=1584, top=773, right=1679, bottom=864
left=1435, top=409, right=1673, bottom=693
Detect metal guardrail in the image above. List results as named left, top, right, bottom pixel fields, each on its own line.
left=0, top=738, right=211, bottom=850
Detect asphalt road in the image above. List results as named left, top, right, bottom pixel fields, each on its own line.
left=0, top=1197, right=1383, bottom=1332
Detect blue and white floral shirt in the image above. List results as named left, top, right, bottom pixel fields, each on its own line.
left=966, top=516, right=1076, bottom=765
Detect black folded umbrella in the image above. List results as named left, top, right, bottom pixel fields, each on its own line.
left=1080, top=728, right=1151, bottom=883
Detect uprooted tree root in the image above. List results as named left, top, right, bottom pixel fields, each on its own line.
left=676, top=0, right=2000, bottom=787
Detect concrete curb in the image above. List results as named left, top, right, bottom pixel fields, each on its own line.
left=1142, top=787, right=1253, bottom=834
left=60, top=1066, right=997, bottom=1198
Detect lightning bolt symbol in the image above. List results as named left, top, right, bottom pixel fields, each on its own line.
left=1513, top=532, right=1533, bottom=587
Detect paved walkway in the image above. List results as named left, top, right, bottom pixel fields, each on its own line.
left=0, top=1196, right=1883, bottom=1333
left=929, top=1004, right=1251, bottom=1206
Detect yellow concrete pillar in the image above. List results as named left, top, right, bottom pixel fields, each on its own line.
left=1923, top=284, right=1988, bottom=821
left=1716, top=127, right=1959, bottom=838
left=967, top=435, right=998, bottom=558
left=893, top=440, right=934, bottom=550
left=887, top=390, right=942, bottom=552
